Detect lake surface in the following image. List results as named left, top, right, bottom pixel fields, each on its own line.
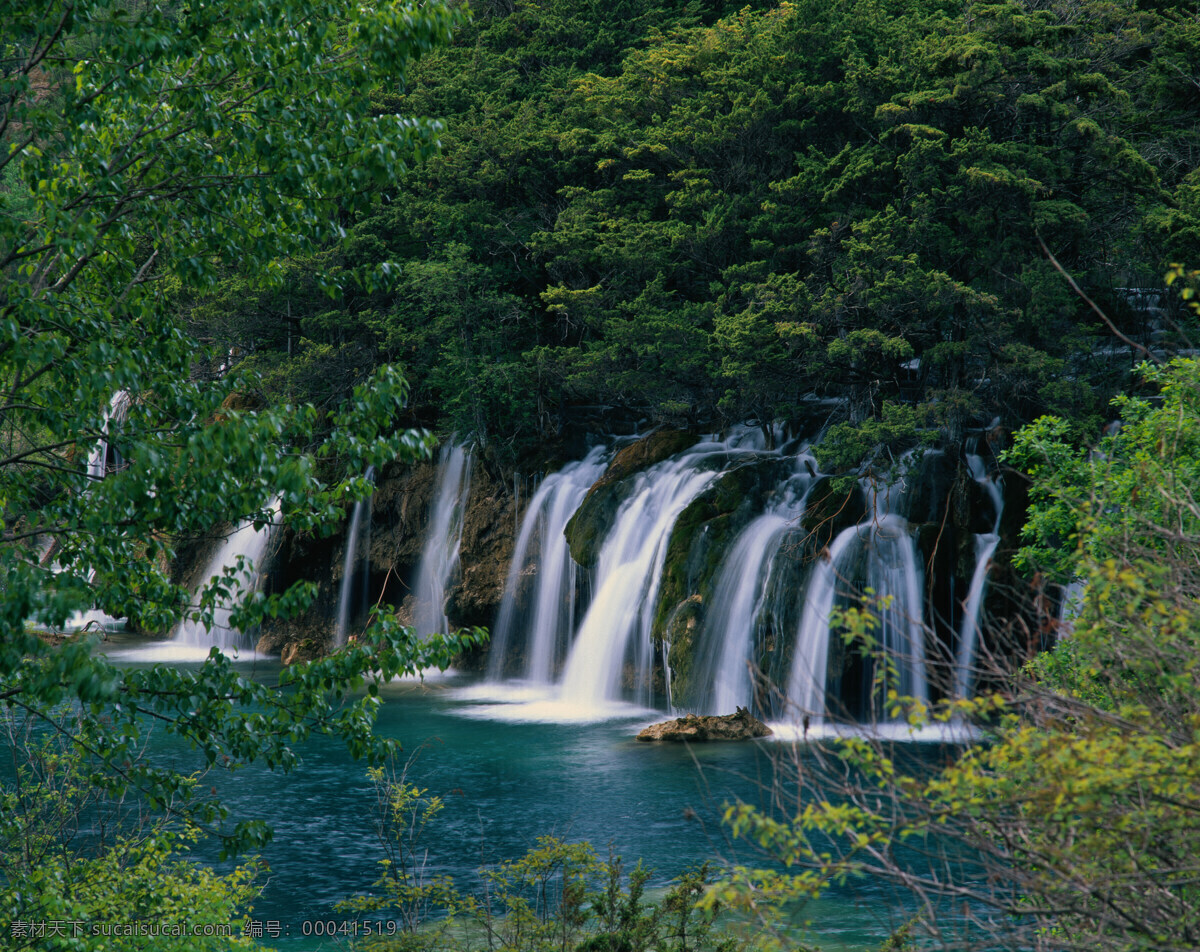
left=100, top=635, right=957, bottom=951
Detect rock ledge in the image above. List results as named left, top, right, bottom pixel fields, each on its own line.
left=636, top=707, right=772, bottom=742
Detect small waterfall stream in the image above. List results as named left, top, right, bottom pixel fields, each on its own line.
left=787, top=522, right=859, bottom=723
left=486, top=447, right=608, bottom=682
left=334, top=466, right=376, bottom=647
left=692, top=456, right=815, bottom=714
left=60, top=390, right=133, bottom=631
left=865, top=514, right=928, bottom=707
left=953, top=454, right=1004, bottom=700
left=411, top=443, right=472, bottom=636
left=556, top=449, right=723, bottom=710
left=87, top=391, right=132, bottom=481
left=700, top=512, right=792, bottom=712
left=1057, top=579, right=1086, bottom=636
left=786, top=473, right=929, bottom=725
left=174, top=497, right=281, bottom=652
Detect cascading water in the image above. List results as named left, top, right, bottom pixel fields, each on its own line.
left=459, top=426, right=1005, bottom=735
left=692, top=456, right=816, bottom=715
left=334, top=466, right=376, bottom=647
left=1057, top=579, right=1086, bottom=636
left=557, top=433, right=773, bottom=712
left=697, top=512, right=792, bottom=712
left=56, top=391, right=134, bottom=632
left=486, top=447, right=609, bottom=682
left=410, top=443, right=472, bottom=636
left=786, top=474, right=929, bottom=725
left=864, top=513, right=928, bottom=706
left=174, top=497, right=281, bottom=652
left=953, top=454, right=1004, bottom=700
left=787, top=523, right=858, bottom=723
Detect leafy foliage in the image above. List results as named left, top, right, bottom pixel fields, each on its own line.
left=0, top=0, right=487, bottom=924
left=712, top=355, right=1200, bottom=951
left=1, top=731, right=260, bottom=951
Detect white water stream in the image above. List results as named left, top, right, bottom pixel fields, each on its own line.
left=953, top=454, right=1004, bottom=700
left=173, top=497, right=281, bottom=654
left=411, top=443, right=472, bottom=636
left=334, top=466, right=376, bottom=647
left=486, top=447, right=608, bottom=683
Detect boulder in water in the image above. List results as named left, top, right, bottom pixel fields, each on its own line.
left=279, top=638, right=322, bottom=666
left=636, top=707, right=772, bottom=742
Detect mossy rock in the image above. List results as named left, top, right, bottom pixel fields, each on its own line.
left=652, top=458, right=795, bottom=703
left=593, top=429, right=700, bottom=491
left=564, top=430, right=700, bottom=568
left=636, top=707, right=772, bottom=742
left=664, top=595, right=704, bottom=708
left=651, top=461, right=786, bottom=643
left=564, top=480, right=624, bottom=569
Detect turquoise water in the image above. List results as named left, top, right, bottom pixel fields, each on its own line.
left=96, top=637, right=944, bottom=951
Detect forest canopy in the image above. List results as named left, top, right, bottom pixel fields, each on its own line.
left=188, top=0, right=1200, bottom=459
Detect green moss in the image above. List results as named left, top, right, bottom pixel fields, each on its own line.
left=664, top=596, right=704, bottom=708
left=597, top=430, right=700, bottom=488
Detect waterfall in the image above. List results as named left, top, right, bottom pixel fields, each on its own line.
left=174, top=497, right=280, bottom=652
left=953, top=455, right=1004, bottom=700
left=486, top=447, right=608, bottom=682
left=455, top=426, right=1011, bottom=729
left=692, top=457, right=815, bottom=714
left=865, top=514, right=928, bottom=706
left=786, top=475, right=929, bottom=725
left=334, top=466, right=376, bottom=647
left=787, top=523, right=859, bottom=723
left=1057, top=579, right=1086, bottom=636
left=52, top=391, right=134, bottom=631
left=699, top=512, right=792, bottom=713
left=557, top=435, right=763, bottom=711
left=410, top=442, right=472, bottom=636
left=87, top=391, right=132, bottom=481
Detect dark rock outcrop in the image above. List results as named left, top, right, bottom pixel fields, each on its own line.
left=636, top=707, right=772, bottom=742
left=444, top=461, right=521, bottom=631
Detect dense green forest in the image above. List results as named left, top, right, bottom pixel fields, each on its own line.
left=4, top=0, right=1200, bottom=949
left=189, top=0, right=1200, bottom=461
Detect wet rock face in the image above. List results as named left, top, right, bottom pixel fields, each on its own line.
left=368, top=453, right=521, bottom=632
left=444, top=462, right=520, bottom=630
left=664, top=594, right=704, bottom=699
left=594, top=430, right=700, bottom=489
left=636, top=707, right=772, bottom=742
left=370, top=457, right=442, bottom=582
left=248, top=450, right=521, bottom=659
left=255, top=525, right=339, bottom=656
